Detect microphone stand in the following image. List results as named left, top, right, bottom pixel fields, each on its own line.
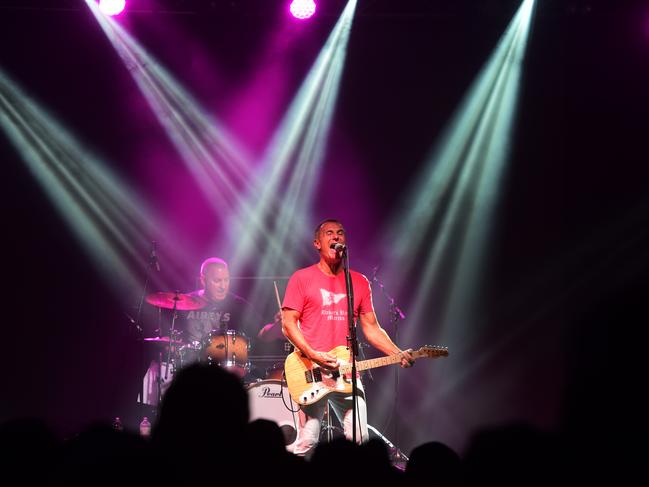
left=341, top=246, right=359, bottom=444
left=372, top=269, right=406, bottom=461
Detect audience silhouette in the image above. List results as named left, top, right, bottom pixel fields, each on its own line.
left=0, top=364, right=573, bottom=486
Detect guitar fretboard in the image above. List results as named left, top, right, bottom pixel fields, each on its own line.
left=339, top=349, right=431, bottom=375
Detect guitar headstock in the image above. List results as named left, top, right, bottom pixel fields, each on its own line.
left=415, top=345, right=449, bottom=358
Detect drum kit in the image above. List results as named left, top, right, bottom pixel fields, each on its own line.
left=141, top=291, right=298, bottom=449
left=143, top=291, right=254, bottom=379
left=134, top=259, right=415, bottom=460
left=139, top=290, right=410, bottom=457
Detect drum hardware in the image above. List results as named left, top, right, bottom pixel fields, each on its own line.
left=134, top=242, right=159, bottom=408
left=164, top=292, right=182, bottom=375
left=320, top=403, right=344, bottom=442
left=264, top=362, right=285, bottom=381
left=316, top=410, right=408, bottom=465
left=142, top=336, right=183, bottom=344
left=139, top=359, right=176, bottom=407
left=144, top=290, right=199, bottom=405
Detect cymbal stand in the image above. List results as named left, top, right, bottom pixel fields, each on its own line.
left=158, top=291, right=180, bottom=406
left=165, top=292, right=180, bottom=376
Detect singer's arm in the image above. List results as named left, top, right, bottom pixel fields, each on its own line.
left=282, top=309, right=338, bottom=370
left=359, top=311, right=414, bottom=368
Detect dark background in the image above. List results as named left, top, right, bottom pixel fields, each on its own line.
left=0, top=0, right=643, bottom=456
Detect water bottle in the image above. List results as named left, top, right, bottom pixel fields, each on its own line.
left=139, top=416, right=151, bottom=437
left=112, top=417, right=123, bottom=432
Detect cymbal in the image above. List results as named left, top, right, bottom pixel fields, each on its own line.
left=143, top=336, right=183, bottom=345
left=146, top=291, right=205, bottom=311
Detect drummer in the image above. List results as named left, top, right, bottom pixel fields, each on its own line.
left=140, top=257, right=263, bottom=405
left=183, top=257, right=259, bottom=347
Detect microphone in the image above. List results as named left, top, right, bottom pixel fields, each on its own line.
left=151, top=241, right=160, bottom=272
left=330, top=242, right=346, bottom=252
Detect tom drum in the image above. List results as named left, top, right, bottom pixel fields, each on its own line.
left=203, top=329, right=250, bottom=378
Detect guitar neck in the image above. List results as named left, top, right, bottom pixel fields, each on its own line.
left=339, top=350, right=424, bottom=375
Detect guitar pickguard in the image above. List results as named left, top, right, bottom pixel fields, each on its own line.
left=297, top=366, right=349, bottom=404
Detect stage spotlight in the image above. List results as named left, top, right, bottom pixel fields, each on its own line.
left=230, top=0, right=357, bottom=279
left=99, top=0, right=126, bottom=17
left=290, top=0, right=317, bottom=20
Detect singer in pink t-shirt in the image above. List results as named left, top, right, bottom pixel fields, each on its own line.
left=281, top=219, right=414, bottom=456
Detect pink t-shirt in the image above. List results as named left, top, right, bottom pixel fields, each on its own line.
left=282, top=264, right=374, bottom=352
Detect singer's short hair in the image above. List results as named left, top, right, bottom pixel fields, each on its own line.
left=200, top=257, right=228, bottom=277
left=314, top=219, right=344, bottom=239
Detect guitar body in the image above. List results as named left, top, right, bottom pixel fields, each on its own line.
left=284, top=344, right=449, bottom=406
left=284, top=345, right=354, bottom=406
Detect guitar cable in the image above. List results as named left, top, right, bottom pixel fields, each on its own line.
left=278, top=367, right=300, bottom=449
left=280, top=369, right=300, bottom=414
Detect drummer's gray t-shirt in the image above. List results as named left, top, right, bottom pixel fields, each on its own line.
left=183, top=292, right=258, bottom=344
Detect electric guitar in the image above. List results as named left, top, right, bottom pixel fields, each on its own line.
left=284, top=345, right=448, bottom=406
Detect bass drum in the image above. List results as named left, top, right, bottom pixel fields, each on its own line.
left=247, top=380, right=298, bottom=452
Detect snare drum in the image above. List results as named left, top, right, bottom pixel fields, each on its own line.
left=247, top=380, right=298, bottom=452
left=178, top=340, right=203, bottom=368
left=264, top=362, right=285, bottom=381
left=203, top=329, right=250, bottom=378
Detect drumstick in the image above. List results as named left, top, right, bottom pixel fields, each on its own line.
left=273, top=280, right=283, bottom=314
left=273, top=281, right=295, bottom=350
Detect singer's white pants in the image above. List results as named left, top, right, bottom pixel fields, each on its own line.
left=292, top=379, right=369, bottom=456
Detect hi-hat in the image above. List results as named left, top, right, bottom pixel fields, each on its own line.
left=143, top=336, right=183, bottom=345
left=145, top=291, right=205, bottom=311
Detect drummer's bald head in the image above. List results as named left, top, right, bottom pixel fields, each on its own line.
left=200, top=257, right=228, bottom=277
left=200, top=258, right=230, bottom=302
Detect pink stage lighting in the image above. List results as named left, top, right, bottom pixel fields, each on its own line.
left=289, top=0, right=316, bottom=20
left=99, top=0, right=126, bottom=16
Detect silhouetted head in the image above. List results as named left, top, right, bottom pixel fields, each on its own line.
left=406, top=441, right=461, bottom=486
left=153, top=363, right=248, bottom=461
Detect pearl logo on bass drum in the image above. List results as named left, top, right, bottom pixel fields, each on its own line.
left=259, top=386, right=283, bottom=398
